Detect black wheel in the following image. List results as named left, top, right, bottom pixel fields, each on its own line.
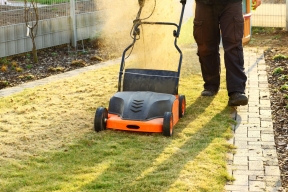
left=162, top=112, right=173, bottom=136
left=94, top=107, right=108, bottom=132
left=179, top=95, right=186, bottom=118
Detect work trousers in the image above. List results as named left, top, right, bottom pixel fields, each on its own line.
left=193, top=1, right=247, bottom=95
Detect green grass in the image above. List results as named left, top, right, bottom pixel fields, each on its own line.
left=251, top=27, right=282, bottom=35
left=178, top=17, right=194, bottom=45
left=0, top=39, right=234, bottom=192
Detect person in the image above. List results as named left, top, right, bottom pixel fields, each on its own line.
left=193, top=0, right=261, bottom=106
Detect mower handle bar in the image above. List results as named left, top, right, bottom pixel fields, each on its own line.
left=118, top=0, right=186, bottom=93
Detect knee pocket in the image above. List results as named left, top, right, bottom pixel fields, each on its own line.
left=193, top=19, right=217, bottom=46
left=223, top=16, right=244, bottom=43
left=193, top=20, right=203, bottom=45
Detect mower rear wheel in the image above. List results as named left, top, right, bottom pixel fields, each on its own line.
left=94, top=107, right=108, bottom=132
left=179, top=95, right=186, bottom=118
left=163, top=112, right=173, bottom=136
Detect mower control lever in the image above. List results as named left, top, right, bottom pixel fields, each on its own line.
left=180, top=0, right=186, bottom=4
left=138, top=0, right=145, bottom=7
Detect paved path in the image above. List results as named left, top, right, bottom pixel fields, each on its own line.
left=225, top=48, right=282, bottom=192
left=0, top=47, right=282, bottom=191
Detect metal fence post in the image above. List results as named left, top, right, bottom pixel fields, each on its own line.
left=286, top=0, right=288, bottom=31
left=70, top=0, right=77, bottom=47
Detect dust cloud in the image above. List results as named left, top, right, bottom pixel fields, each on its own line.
left=96, top=0, right=182, bottom=71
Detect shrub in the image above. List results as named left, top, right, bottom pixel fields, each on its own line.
left=280, top=84, right=288, bottom=91
left=0, top=57, right=9, bottom=65
left=278, top=75, right=288, bottom=81
left=48, top=66, right=65, bottom=72
left=11, top=61, right=18, bottom=68
left=0, top=81, right=9, bottom=88
left=1, top=65, right=8, bottom=72
left=16, top=67, right=23, bottom=72
left=273, top=54, right=288, bottom=60
left=273, top=67, right=284, bottom=75
left=71, top=59, right=86, bottom=67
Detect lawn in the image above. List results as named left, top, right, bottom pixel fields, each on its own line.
left=0, top=46, right=236, bottom=191
left=0, top=7, right=236, bottom=191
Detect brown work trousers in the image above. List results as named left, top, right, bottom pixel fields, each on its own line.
left=193, top=1, right=246, bottom=95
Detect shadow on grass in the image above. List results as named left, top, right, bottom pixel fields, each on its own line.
left=1, top=95, right=233, bottom=192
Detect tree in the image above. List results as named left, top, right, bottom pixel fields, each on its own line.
left=24, top=0, right=39, bottom=63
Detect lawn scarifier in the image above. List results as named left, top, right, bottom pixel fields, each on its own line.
left=94, top=0, right=187, bottom=136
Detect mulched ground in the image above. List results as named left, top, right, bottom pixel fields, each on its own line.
left=0, top=39, right=123, bottom=89
left=264, top=43, right=288, bottom=189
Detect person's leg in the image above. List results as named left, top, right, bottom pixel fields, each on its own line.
left=219, top=1, right=248, bottom=106
left=193, top=3, right=221, bottom=95
left=219, top=2, right=247, bottom=95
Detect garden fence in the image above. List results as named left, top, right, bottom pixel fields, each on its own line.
left=251, top=0, right=287, bottom=28
left=0, top=0, right=104, bottom=58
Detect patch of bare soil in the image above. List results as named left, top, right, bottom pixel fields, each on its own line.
left=246, top=28, right=288, bottom=189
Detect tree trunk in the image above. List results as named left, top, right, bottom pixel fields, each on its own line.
left=32, top=39, right=38, bottom=63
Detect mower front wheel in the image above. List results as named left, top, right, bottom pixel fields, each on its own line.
left=162, top=112, right=173, bottom=137
left=94, top=107, right=108, bottom=132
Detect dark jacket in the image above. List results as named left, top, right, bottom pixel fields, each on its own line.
left=195, top=0, right=242, bottom=4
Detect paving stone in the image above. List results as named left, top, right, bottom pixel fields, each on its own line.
left=248, top=112, right=260, bottom=118
left=263, top=149, right=277, bottom=157
left=235, top=127, right=247, bottom=134
left=248, top=130, right=261, bottom=138
left=261, top=134, right=276, bottom=142
left=248, top=149, right=263, bottom=157
left=227, top=164, right=233, bottom=175
left=249, top=180, right=266, bottom=191
left=265, top=175, right=282, bottom=183
left=261, top=130, right=274, bottom=134
left=225, top=184, right=249, bottom=191
left=234, top=149, right=249, bottom=156
left=233, top=175, right=249, bottom=186
left=247, top=141, right=262, bottom=146
left=265, top=186, right=283, bottom=192
left=248, top=117, right=260, bottom=124
left=234, top=140, right=248, bottom=148
left=260, top=121, right=273, bottom=128
left=247, top=126, right=261, bottom=131
left=249, top=175, right=265, bottom=181
left=235, top=137, right=261, bottom=142
left=265, top=166, right=281, bottom=176
left=234, top=156, right=248, bottom=165
left=260, top=99, right=271, bottom=106
left=258, top=83, right=269, bottom=88
left=234, top=170, right=264, bottom=176
left=231, top=165, right=249, bottom=171
left=249, top=160, right=264, bottom=171
left=234, top=134, right=249, bottom=139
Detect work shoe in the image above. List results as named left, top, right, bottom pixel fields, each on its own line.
left=228, top=92, right=248, bottom=106
left=201, top=89, right=217, bottom=96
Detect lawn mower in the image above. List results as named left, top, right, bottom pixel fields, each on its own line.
left=94, top=0, right=187, bottom=136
